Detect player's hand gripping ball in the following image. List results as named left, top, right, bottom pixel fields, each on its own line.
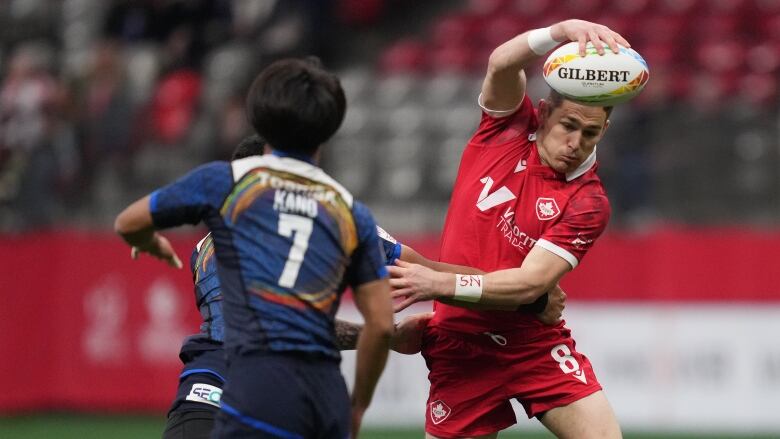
left=543, top=41, right=649, bottom=106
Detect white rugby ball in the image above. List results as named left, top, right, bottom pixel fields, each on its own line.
left=542, top=42, right=649, bottom=106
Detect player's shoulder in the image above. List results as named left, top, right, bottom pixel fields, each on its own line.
left=470, top=95, right=538, bottom=147
left=565, top=176, right=611, bottom=221
left=350, top=200, right=376, bottom=225
left=184, top=160, right=233, bottom=186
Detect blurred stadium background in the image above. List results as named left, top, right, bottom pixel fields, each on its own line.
left=1, top=0, right=779, bottom=437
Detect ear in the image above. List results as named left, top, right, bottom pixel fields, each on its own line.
left=601, top=119, right=611, bottom=137
left=538, top=98, right=548, bottom=114
left=537, top=99, right=550, bottom=125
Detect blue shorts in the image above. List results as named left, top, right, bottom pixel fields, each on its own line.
left=169, top=348, right=227, bottom=414
left=211, top=351, right=349, bottom=439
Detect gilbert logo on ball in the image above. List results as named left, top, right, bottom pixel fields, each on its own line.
left=542, top=42, right=649, bottom=106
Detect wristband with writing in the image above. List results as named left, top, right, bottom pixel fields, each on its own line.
left=454, top=274, right=483, bottom=303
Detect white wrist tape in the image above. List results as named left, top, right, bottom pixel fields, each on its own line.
left=454, top=274, right=483, bottom=303
left=527, top=27, right=559, bottom=55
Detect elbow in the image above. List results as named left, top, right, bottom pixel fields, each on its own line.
left=114, top=210, right=131, bottom=236
left=368, top=319, right=395, bottom=345
left=515, top=282, right=552, bottom=307
left=114, top=207, right=145, bottom=238
left=378, top=320, right=395, bottom=342
left=487, top=50, right=507, bottom=74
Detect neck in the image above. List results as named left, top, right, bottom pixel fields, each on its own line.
left=532, top=133, right=552, bottom=168
left=269, top=148, right=318, bottom=165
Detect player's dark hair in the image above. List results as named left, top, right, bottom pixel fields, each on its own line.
left=546, top=89, right=613, bottom=119
left=231, top=134, right=266, bottom=160
left=246, top=57, right=346, bottom=156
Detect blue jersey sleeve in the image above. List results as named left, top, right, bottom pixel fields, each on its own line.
left=345, top=202, right=388, bottom=288
left=376, top=225, right=402, bottom=265
left=189, top=246, right=199, bottom=277
left=149, top=162, right=233, bottom=229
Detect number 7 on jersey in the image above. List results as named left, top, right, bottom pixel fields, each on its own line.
left=277, top=213, right=313, bottom=288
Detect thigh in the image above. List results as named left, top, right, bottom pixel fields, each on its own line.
left=539, top=390, right=622, bottom=439
left=163, top=408, right=217, bottom=439
left=506, top=329, right=603, bottom=419
left=422, top=328, right=516, bottom=438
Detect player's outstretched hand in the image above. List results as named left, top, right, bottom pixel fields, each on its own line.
left=552, top=19, right=630, bottom=56
left=388, top=260, right=447, bottom=312
left=131, top=233, right=183, bottom=269
left=391, top=312, right=434, bottom=355
left=536, top=285, right=566, bottom=325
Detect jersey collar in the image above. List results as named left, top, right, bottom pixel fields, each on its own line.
left=565, top=147, right=597, bottom=182
left=271, top=149, right=315, bottom=164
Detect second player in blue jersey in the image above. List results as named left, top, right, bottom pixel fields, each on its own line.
left=116, top=58, right=394, bottom=439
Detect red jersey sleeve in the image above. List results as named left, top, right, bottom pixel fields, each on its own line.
left=536, top=188, right=611, bottom=268
left=470, top=95, right=539, bottom=147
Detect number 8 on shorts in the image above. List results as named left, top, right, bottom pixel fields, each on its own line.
left=551, top=344, right=580, bottom=374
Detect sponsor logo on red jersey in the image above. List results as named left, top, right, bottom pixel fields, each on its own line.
left=571, top=233, right=593, bottom=248
left=496, top=206, right=537, bottom=251
left=476, top=176, right=516, bottom=212
left=430, top=400, right=451, bottom=424
left=536, top=197, right=561, bottom=221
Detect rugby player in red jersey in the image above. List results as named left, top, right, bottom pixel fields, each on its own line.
left=388, top=19, right=628, bottom=439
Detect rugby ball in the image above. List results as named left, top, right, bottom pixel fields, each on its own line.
left=542, top=42, right=649, bottom=106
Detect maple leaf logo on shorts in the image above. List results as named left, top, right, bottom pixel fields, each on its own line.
left=429, top=400, right=451, bottom=424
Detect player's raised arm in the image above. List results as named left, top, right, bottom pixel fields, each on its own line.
left=481, top=19, right=629, bottom=113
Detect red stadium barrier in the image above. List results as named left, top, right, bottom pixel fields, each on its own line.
left=1, top=228, right=779, bottom=413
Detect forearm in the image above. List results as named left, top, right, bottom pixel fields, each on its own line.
left=400, top=245, right=483, bottom=275
left=351, top=323, right=391, bottom=411
left=434, top=268, right=551, bottom=308
left=334, top=319, right=362, bottom=350
left=487, top=32, right=542, bottom=76
left=401, top=246, right=550, bottom=310
left=118, top=226, right=159, bottom=248
left=488, top=22, right=568, bottom=73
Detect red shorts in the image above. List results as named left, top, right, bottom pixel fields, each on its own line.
left=421, top=322, right=601, bottom=438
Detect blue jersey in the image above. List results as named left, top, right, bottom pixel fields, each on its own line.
left=189, top=234, right=224, bottom=342
left=150, top=154, right=387, bottom=359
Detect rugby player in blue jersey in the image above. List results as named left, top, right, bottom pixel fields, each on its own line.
left=158, top=135, right=431, bottom=439
left=116, top=58, right=395, bottom=439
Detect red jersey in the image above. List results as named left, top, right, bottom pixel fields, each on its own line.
left=433, top=96, right=611, bottom=333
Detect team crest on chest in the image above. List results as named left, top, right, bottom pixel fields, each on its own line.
left=536, top=197, right=561, bottom=221
left=429, top=400, right=451, bottom=424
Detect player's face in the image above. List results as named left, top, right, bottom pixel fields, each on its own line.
left=536, top=100, right=609, bottom=174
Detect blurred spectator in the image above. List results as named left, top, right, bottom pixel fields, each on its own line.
left=105, top=0, right=233, bottom=70
left=0, top=0, right=778, bottom=232
left=148, top=69, right=202, bottom=146
left=0, top=0, right=59, bottom=49
left=0, top=42, right=72, bottom=229
left=69, top=40, right=135, bottom=182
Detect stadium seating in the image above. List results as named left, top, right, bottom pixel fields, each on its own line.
left=0, top=0, right=778, bottom=232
